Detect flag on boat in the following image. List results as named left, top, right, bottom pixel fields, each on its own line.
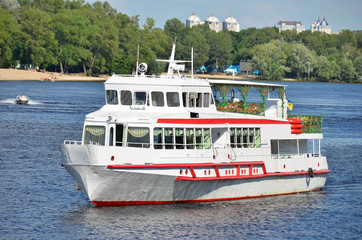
left=284, top=95, right=293, bottom=111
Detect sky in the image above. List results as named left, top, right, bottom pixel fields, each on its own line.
left=86, top=0, right=362, bottom=32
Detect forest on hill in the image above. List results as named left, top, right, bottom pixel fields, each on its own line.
left=1, top=0, right=362, bottom=82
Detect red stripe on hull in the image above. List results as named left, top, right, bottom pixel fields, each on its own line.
left=107, top=161, right=265, bottom=169
left=156, top=118, right=289, bottom=125
left=175, top=170, right=330, bottom=181
left=91, top=189, right=323, bottom=207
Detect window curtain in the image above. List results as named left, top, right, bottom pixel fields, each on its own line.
left=128, top=127, right=149, bottom=138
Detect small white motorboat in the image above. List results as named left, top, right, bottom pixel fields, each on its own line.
left=16, top=94, right=29, bottom=104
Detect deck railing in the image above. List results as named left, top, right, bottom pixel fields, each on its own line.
left=287, top=114, right=323, bottom=133
left=216, top=101, right=264, bottom=116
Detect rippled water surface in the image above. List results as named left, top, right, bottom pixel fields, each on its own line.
left=0, top=80, right=361, bottom=239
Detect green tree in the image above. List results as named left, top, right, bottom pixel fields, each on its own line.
left=164, top=18, right=186, bottom=40
left=205, top=31, right=233, bottom=68
left=140, top=18, right=169, bottom=73
left=0, top=6, right=20, bottom=67
left=354, top=56, right=362, bottom=80
left=0, top=0, right=20, bottom=11
left=288, top=43, right=314, bottom=80
left=52, top=9, right=93, bottom=73
left=112, top=13, right=140, bottom=74
left=251, top=40, right=289, bottom=80
left=315, top=56, right=340, bottom=81
left=19, top=7, right=58, bottom=69
left=179, top=28, right=209, bottom=69
left=246, top=27, right=280, bottom=48
left=84, top=1, right=119, bottom=75
left=340, top=57, right=357, bottom=82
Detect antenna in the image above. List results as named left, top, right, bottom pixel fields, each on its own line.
left=135, top=45, right=140, bottom=77
left=156, top=41, right=192, bottom=78
left=191, top=47, right=194, bottom=79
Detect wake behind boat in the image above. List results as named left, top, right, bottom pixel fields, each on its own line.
left=16, top=94, right=29, bottom=104
left=59, top=42, right=329, bottom=206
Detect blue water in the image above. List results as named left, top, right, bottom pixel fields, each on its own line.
left=0, top=80, right=361, bottom=239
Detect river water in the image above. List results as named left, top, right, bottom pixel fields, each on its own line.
left=0, top=80, right=361, bottom=239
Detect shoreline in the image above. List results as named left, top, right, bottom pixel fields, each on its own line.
left=0, top=69, right=107, bottom=82
left=2, top=68, right=356, bottom=83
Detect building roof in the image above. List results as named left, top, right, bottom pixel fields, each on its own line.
left=277, top=20, right=302, bottom=25
left=205, top=14, right=220, bottom=23
left=223, top=16, right=238, bottom=23
left=187, top=13, right=202, bottom=22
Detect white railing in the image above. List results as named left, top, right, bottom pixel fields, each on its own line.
left=64, top=140, right=82, bottom=145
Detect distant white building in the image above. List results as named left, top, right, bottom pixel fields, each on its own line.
left=205, top=14, right=221, bottom=32
left=186, top=13, right=240, bottom=32
left=311, top=17, right=331, bottom=34
left=223, top=15, right=240, bottom=32
left=276, top=20, right=305, bottom=33
left=186, top=12, right=204, bottom=28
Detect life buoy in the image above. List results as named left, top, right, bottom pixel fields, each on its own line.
left=287, top=118, right=302, bottom=124
left=308, top=167, right=315, bottom=178
left=290, top=124, right=303, bottom=129
left=291, top=129, right=303, bottom=134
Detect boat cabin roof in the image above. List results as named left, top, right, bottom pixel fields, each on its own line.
left=208, top=79, right=287, bottom=88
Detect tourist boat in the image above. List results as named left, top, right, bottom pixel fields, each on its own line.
left=16, top=94, right=29, bottom=104
left=59, top=42, right=330, bottom=206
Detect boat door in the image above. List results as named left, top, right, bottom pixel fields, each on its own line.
left=212, top=128, right=229, bottom=162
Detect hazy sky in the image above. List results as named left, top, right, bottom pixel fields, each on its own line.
left=87, top=0, right=362, bottom=32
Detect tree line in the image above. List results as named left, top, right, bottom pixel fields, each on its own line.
left=0, top=0, right=361, bottom=82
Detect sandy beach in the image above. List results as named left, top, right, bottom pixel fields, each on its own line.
left=0, top=69, right=107, bottom=81
left=0, top=68, right=266, bottom=82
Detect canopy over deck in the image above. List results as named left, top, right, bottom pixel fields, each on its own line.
left=207, top=79, right=287, bottom=88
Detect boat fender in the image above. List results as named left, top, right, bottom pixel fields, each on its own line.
left=308, top=167, right=315, bottom=178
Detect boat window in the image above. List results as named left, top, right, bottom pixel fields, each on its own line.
left=279, top=140, right=298, bottom=155
left=164, top=128, right=174, bottom=149
left=84, top=125, right=105, bottom=146
left=243, top=128, right=249, bottom=148
left=109, top=127, right=114, bottom=146
left=186, top=128, right=194, bottom=149
left=121, top=90, right=132, bottom=105
left=166, top=92, right=180, bottom=107
left=249, top=128, right=255, bottom=148
left=230, top=128, right=236, bottom=148
left=189, top=92, right=196, bottom=107
left=195, top=128, right=203, bottom=149
left=106, top=90, right=118, bottom=105
left=116, top=124, right=123, bottom=146
left=151, top=92, right=164, bottom=107
left=153, top=128, right=163, bottom=149
left=229, top=127, right=261, bottom=148
left=127, top=127, right=150, bottom=148
left=203, top=93, right=210, bottom=107
left=175, top=128, right=184, bottom=149
left=271, top=140, right=278, bottom=155
left=134, top=92, right=147, bottom=105
left=211, top=93, right=215, bottom=105
left=236, top=128, right=242, bottom=148
left=182, top=92, right=188, bottom=107
left=196, top=93, right=202, bottom=107
left=255, top=128, right=261, bottom=148
left=203, top=128, right=211, bottom=149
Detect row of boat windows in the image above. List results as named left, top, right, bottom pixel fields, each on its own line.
left=83, top=125, right=261, bottom=149
left=106, top=90, right=214, bottom=108
left=230, top=128, right=261, bottom=148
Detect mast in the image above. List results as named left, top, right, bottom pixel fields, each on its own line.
left=157, top=41, right=192, bottom=78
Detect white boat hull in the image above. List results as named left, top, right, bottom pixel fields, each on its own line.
left=65, top=165, right=327, bottom=206
left=61, top=145, right=327, bottom=206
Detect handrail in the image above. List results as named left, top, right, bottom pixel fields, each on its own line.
left=64, top=140, right=82, bottom=145
left=288, top=113, right=323, bottom=133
